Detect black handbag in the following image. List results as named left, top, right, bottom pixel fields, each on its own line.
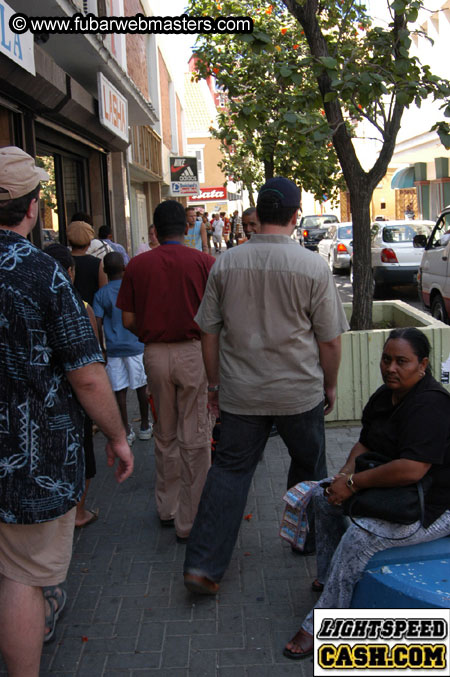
left=343, top=451, right=432, bottom=529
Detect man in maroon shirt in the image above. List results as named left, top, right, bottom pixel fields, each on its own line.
left=117, top=201, right=215, bottom=542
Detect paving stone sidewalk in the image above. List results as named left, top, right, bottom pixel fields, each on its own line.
left=0, top=403, right=359, bottom=676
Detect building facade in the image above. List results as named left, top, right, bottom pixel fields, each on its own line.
left=389, top=0, right=450, bottom=220
left=0, top=0, right=186, bottom=254
left=184, top=55, right=243, bottom=218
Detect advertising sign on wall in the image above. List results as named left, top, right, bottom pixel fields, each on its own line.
left=0, top=1, right=35, bottom=75
left=97, top=72, right=129, bottom=143
left=169, top=156, right=199, bottom=196
left=189, top=186, right=227, bottom=202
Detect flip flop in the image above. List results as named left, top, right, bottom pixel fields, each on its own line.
left=75, top=509, right=99, bottom=528
left=43, top=587, right=67, bottom=643
left=283, top=629, right=314, bottom=660
left=283, top=645, right=313, bottom=660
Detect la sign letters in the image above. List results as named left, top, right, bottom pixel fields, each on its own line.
left=97, top=72, right=128, bottom=143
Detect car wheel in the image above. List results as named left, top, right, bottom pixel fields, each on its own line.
left=373, top=277, right=387, bottom=299
left=431, top=294, right=449, bottom=324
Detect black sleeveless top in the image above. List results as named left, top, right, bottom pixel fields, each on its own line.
left=73, top=255, right=100, bottom=305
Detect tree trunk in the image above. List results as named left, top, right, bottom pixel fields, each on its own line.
left=349, top=191, right=373, bottom=330
left=247, top=185, right=255, bottom=206
left=264, top=158, right=274, bottom=180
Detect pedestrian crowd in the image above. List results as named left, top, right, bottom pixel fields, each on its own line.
left=1, top=146, right=450, bottom=676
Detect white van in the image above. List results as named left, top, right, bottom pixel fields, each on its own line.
left=418, top=205, right=450, bottom=322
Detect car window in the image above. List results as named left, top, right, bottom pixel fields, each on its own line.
left=338, top=226, right=352, bottom=239
left=429, top=212, right=450, bottom=248
left=302, top=215, right=338, bottom=228
left=382, top=224, right=431, bottom=243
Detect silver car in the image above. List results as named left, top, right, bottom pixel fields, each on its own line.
left=317, top=222, right=353, bottom=273
left=370, top=220, right=433, bottom=297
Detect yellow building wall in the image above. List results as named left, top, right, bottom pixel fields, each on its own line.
left=341, top=168, right=398, bottom=222
left=191, top=136, right=226, bottom=187
left=370, top=168, right=396, bottom=220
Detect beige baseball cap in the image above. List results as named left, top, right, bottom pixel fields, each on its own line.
left=0, top=146, right=50, bottom=200
left=67, top=221, right=95, bottom=247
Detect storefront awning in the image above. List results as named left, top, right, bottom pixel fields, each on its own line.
left=391, top=166, right=415, bottom=189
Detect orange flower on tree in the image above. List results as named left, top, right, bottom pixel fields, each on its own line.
left=266, top=4, right=273, bottom=14
left=293, top=44, right=299, bottom=49
left=281, top=27, right=287, bottom=35
left=213, top=67, right=220, bottom=74
left=275, top=45, right=281, bottom=52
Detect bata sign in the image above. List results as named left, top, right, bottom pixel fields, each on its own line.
left=190, top=187, right=227, bottom=201
left=97, top=72, right=128, bottom=143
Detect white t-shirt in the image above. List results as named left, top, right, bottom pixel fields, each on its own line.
left=86, top=238, right=114, bottom=260
left=212, top=218, right=223, bottom=238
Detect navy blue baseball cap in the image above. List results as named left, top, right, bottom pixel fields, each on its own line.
left=257, top=177, right=301, bottom=208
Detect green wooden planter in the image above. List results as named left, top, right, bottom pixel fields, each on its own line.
left=328, top=301, right=450, bottom=425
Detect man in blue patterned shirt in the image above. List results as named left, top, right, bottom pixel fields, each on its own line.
left=0, top=147, right=134, bottom=676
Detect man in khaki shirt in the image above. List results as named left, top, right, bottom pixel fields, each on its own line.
left=183, top=177, right=349, bottom=595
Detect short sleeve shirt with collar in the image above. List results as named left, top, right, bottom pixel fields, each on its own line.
left=117, top=243, right=215, bottom=344
left=195, top=233, right=349, bottom=415
left=0, top=230, right=103, bottom=524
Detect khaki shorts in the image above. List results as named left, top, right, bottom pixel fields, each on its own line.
left=0, top=507, right=76, bottom=586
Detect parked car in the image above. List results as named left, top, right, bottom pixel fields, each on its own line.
left=317, top=222, right=353, bottom=273
left=296, top=214, right=339, bottom=250
left=418, top=205, right=450, bottom=322
left=370, top=219, right=434, bottom=297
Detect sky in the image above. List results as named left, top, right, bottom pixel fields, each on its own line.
left=150, top=0, right=197, bottom=85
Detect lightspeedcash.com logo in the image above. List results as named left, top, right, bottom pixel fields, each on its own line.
left=313, top=609, right=449, bottom=676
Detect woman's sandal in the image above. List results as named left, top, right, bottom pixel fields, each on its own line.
left=311, top=578, right=324, bottom=592
left=43, top=586, right=67, bottom=643
left=283, top=628, right=314, bottom=660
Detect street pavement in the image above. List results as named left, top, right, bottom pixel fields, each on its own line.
left=0, top=399, right=359, bottom=676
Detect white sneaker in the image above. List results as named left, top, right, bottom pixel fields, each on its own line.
left=138, top=424, right=153, bottom=440
left=126, top=429, right=136, bottom=445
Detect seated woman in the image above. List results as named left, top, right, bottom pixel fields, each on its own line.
left=284, top=327, right=450, bottom=660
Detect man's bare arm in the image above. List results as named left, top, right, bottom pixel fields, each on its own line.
left=200, top=223, right=208, bottom=252
left=66, top=362, right=133, bottom=482
left=318, top=335, right=342, bottom=415
left=122, top=310, right=138, bottom=336
left=201, top=331, right=220, bottom=418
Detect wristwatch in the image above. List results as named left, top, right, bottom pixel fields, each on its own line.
left=346, top=474, right=358, bottom=493
left=207, top=385, right=220, bottom=392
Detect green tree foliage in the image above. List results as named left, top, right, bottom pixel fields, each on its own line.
left=189, top=0, right=450, bottom=329
left=187, top=0, right=345, bottom=203
left=281, top=0, right=450, bottom=329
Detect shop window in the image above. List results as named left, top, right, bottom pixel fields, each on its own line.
left=37, top=146, right=87, bottom=245
left=36, top=154, right=59, bottom=243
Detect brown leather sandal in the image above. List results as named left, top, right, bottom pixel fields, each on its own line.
left=283, top=628, right=314, bottom=660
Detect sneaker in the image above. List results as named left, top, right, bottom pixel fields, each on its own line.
left=138, top=425, right=153, bottom=440
left=126, top=429, right=136, bottom=445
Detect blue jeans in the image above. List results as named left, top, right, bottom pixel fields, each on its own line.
left=184, top=402, right=326, bottom=582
